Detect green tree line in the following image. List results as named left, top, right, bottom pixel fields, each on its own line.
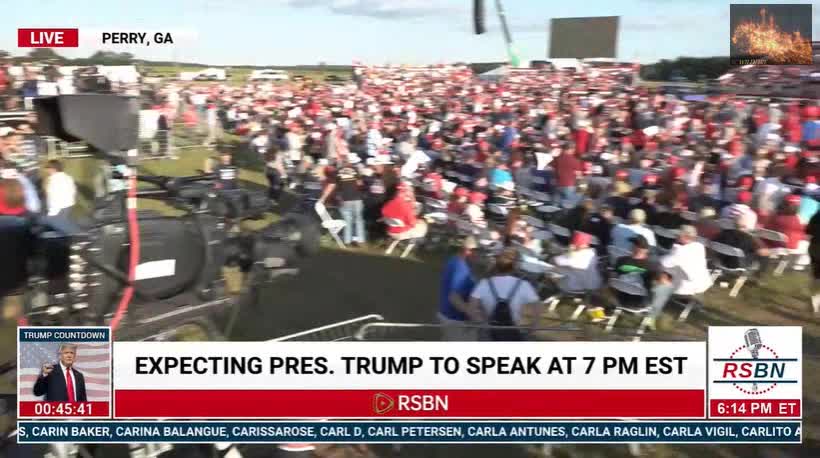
left=639, top=57, right=733, bottom=82
left=2, top=49, right=735, bottom=82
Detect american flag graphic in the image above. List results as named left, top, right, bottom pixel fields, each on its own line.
left=18, top=342, right=110, bottom=401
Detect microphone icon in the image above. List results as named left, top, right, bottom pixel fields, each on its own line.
left=744, top=328, right=762, bottom=391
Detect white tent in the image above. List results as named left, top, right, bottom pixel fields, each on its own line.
left=478, top=66, right=508, bottom=82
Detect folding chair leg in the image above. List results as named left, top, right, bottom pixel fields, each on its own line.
left=545, top=296, right=560, bottom=313
left=678, top=302, right=694, bottom=322
left=774, top=259, right=788, bottom=276
left=729, top=276, right=747, bottom=298
left=604, top=309, right=621, bottom=332
left=330, top=232, right=345, bottom=248
left=636, top=316, right=651, bottom=337
left=385, top=239, right=400, bottom=255
left=570, top=304, right=586, bottom=321
left=400, top=242, right=416, bottom=258
left=628, top=443, right=641, bottom=457
left=710, top=270, right=721, bottom=282
left=540, top=444, right=553, bottom=457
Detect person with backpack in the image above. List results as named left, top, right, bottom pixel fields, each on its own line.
left=467, top=248, right=541, bottom=341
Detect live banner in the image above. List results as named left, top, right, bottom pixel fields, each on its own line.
left=112, top=341, right=706, bottom=419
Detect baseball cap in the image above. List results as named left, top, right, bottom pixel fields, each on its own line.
left=469, top=191, right=487, bottom=204
left=571, top=231, right=592, bottom=248
left=785, top=194, right=801, bottom=205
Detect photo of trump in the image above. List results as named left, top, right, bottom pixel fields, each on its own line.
left=18, top=327, right=111, bottom=418
left=32, top=343, right=87, bottom=402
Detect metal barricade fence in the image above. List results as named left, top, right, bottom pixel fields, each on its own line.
left=269, top=314, right=385, bottom=342
left=352, top=320, right=703, bottom=342
left=353, top=321, right=585, bottom=342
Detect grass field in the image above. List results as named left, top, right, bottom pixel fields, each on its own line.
left=1, top=139, right=818, bottom=455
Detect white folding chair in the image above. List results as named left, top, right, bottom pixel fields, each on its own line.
left=383, top=218, right=417, bottom=258
left=708, top=241, right=749, bottom=297
left=314, top=201, right=346, bottom=248
left=681, top=210, right=697, bottom=222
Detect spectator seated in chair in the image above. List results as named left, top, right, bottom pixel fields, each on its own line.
left=610, top=208, right=657, bottom=253
left=658, top=224, right=713, bottom=304
left=551, top=231, right=602, bottom=294
left=714, top=212, right=769, bottom=274
left=695, top=207, right=721, bottom=241
left=721, top=190, right=758, bottom=229
left=766, top=194, right=806, bottom=251
left=381, top=181, right=427, bottom=241
left=613, top=235, right=660, bottom=308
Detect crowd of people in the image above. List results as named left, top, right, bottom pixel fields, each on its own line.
left=130, top=62, right=818, bottom=337
left=1, top=60, right=820, bottom=337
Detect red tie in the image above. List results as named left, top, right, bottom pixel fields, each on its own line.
left=65, top=368, right=75, bottom=403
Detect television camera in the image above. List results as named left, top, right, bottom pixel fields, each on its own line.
left=2, top=94, right=319, bottom=341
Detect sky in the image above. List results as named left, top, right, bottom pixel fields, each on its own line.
left=4, top=0, right=818, bottom=65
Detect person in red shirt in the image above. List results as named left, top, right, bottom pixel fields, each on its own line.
left=552, top=144, right=581, bottom=207
left=0, top=178, right=27, bottom=216
left=767, top=194, right=805, bottom=250
left=447, top=187, right=469, bottom=217
left=382, top=182, right=427, bottom=240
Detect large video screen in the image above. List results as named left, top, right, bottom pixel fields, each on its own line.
left=549, top=16, right=620, bottom=59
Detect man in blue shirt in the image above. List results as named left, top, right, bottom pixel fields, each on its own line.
left=438, top=236, right=478, bottom=341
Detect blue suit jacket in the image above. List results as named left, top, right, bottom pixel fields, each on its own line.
left=32, top=364, right=87, bottom=402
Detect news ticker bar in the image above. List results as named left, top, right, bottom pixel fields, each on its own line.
left=16, top=421, right=801, bottom=444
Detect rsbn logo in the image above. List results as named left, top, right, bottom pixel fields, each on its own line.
left=713, top=328, right=798, bottom=395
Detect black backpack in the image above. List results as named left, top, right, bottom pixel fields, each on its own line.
left=487, top=278, right=526, bottom=341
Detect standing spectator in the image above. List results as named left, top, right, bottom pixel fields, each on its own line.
left=438, top=236, right=478, bottom=341
left=552, top=143, right=580, bottom=207
left=285, top=124, right=304, bottom=166
left=366, top=121, right=383, bottom=157
left=807, top=206, right=820, bottom=313
left=264, top=149, right=286, bottom=203
left=44, top=160, right=76, bottom=217
left=467, top=248, right=541, bottom=339
left=320, top=157, right=365, bottom=246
